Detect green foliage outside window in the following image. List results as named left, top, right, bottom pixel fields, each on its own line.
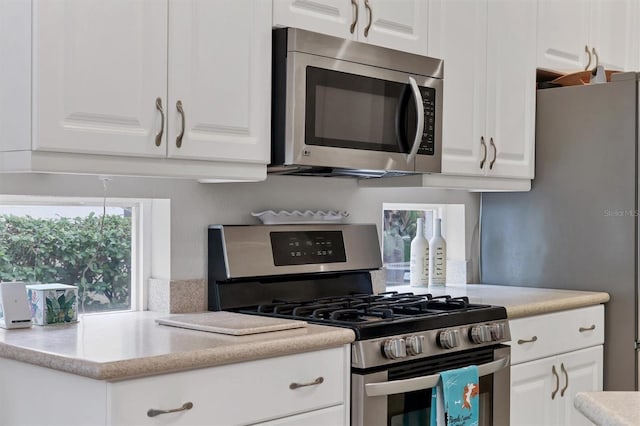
left=0, top=213, right=131, bottom=312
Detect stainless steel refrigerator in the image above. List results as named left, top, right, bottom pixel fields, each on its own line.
left=480, top=72, right=639, bottom=391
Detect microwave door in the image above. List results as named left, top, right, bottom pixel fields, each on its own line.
left=295, top=62, right=417, bottom=173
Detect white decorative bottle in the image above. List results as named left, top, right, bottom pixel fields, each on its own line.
left=429, top=218, right=447, bottom=286
left=410, top=218, right=429, bottom=286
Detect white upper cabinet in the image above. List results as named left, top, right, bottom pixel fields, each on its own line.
left=273, top=0, right=428, bottom=55
left=485, top=0, right=536, bottom=179
left=537, top=0, right=638, bottom=72
left=273, top=0, right=357, bottom=40
left=428, top=0, right=487, bottom=177
left=429, top=0, right=535, bottom=180
left=358, top=0, right=428, bottom=55
left=168, top=0, right=271, bottom=163
left=34, top=0, right=168, bottom=157
left=588, top=0, right=638, bottom=71
left=1, top=0, right=270, bottom=180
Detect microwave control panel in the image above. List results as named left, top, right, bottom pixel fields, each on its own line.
left=418, top=87, right=436, bottom=156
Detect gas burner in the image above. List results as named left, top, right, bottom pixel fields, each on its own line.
left=244, top=291, right=505, bottom=339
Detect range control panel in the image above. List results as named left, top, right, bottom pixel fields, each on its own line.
left=351, top=319, right=511, bottom=369
left=270, top=231, right=347, bottom=266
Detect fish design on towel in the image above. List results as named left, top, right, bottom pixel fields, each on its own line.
left=462, top=382, right=479, bottom=410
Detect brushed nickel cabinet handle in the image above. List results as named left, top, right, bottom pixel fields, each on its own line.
left=479, top=136, right=487, bottom=169
left=155, top=97, right=165, bottom=147
left=489, top=137, right=497, bottom=170
left=176, top=100, right=185, bottom=148
left=350, top=0, right=358, bottom=34
left=147, top=402, right=193, bottom=418
left=584, top=45, right=592, bottom=71
left=517, top=336, right=537, bottom=345
left=560, top=362, right=569, bottom=397
left=364, top=0, right=372, bottom=37
left=592, top=47, right=599, bottom=68
left=290, top=376, right=324, bottom=390
left=579, top=324, right=596, bottom=332
left=551, top=365, right=560, bottom=400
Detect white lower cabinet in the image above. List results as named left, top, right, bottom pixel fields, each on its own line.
left=253, top=405, right=345, bottom=426
left=509, top=306, right=604, bottom=426
left=0, top=346, right=350, bottom=426
left=511, top=346, right=603, bottom=426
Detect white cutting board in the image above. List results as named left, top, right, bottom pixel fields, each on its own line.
left=156, top=311, right=307, bottom=336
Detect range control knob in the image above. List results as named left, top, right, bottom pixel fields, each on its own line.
left=490, top=323, right=506, bottom=340
left=438, top=330, right=460, bottom=349
left=406, top=335, right=425, bottom=356
left=470, top=325, right=492, bottom=344
left=383, top=339, right=407, bottom=360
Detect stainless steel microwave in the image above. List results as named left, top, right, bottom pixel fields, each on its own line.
left=270, top=28, right=443, bottom=178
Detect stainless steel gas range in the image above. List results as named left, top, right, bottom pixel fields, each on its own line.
left=208, top=224, right=510, bottom=425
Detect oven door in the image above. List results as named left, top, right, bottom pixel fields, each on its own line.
left=352, top=346, right=510, bottom=426
left=284, top=51, right=443, bottom=174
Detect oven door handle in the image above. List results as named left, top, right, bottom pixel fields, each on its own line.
left=405, top=76, right=424, bottom=164
left=364, top=356, right=510, bottom=397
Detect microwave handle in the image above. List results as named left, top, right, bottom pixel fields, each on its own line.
left=406, top=76, right=425, bottom=164
left=364, top=355, right=510, bottom=397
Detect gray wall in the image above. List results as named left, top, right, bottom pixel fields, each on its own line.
left=0, top=173, right=480, bottom=281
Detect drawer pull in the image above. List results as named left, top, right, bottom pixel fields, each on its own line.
left=289, top=376, right=324, bottom=390
left=147, top=402, right=193, bottom=418
left=579, top=324, right=596, bottom=332
left=517, top=336, right=538, bottom=345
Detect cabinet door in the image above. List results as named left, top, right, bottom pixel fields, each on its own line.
left=428, top=0, right=487, bottom=176
left=255, top=405, right=346, bottom=426
left=510, top=356, right=560, bottom=426
left=589, top=0, right=638, bottom=71
left=558, top=346, right=603, bottom=426
left=33, top=0, right=168, bottom=157
left=485, top=0, right=536, bottom=179
left=273, top=0, right=357, bottom=40
left=360, top=0, right=428, bottom=55
left=168, top=0, right=271, bottom=163
left=537, top=0, right=590, bottom=71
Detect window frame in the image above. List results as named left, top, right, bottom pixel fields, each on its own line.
left=381, top=202, right=466, bottom=286
left=0, top=194, right=152, bottom=312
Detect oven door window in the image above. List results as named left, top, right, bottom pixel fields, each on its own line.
left=305, top=66, right=418, bottom=153
left=387, top=374, right=493, bottom=426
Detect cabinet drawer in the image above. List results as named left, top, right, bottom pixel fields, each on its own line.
left=253, top=405, right=346, bottom=426
left=509, top=305, right=604, bottom=365
left=107, top=346, right=348, bottom=426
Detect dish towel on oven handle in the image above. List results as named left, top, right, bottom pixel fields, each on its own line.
left=430, top=365, right=480, bottom=426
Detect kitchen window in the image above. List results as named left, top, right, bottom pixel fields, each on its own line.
left=382, top=203, right=466, bottom=286
left=0, top=195, right=150, bottom=313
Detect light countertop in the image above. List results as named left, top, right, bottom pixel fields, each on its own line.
left=574, top=392, right=640, bottom=426
left=0, top=311, right=355, bottom=381
left=0, top=283, right=609, bottom=381
left=390, top=283, right=610, bottom=318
